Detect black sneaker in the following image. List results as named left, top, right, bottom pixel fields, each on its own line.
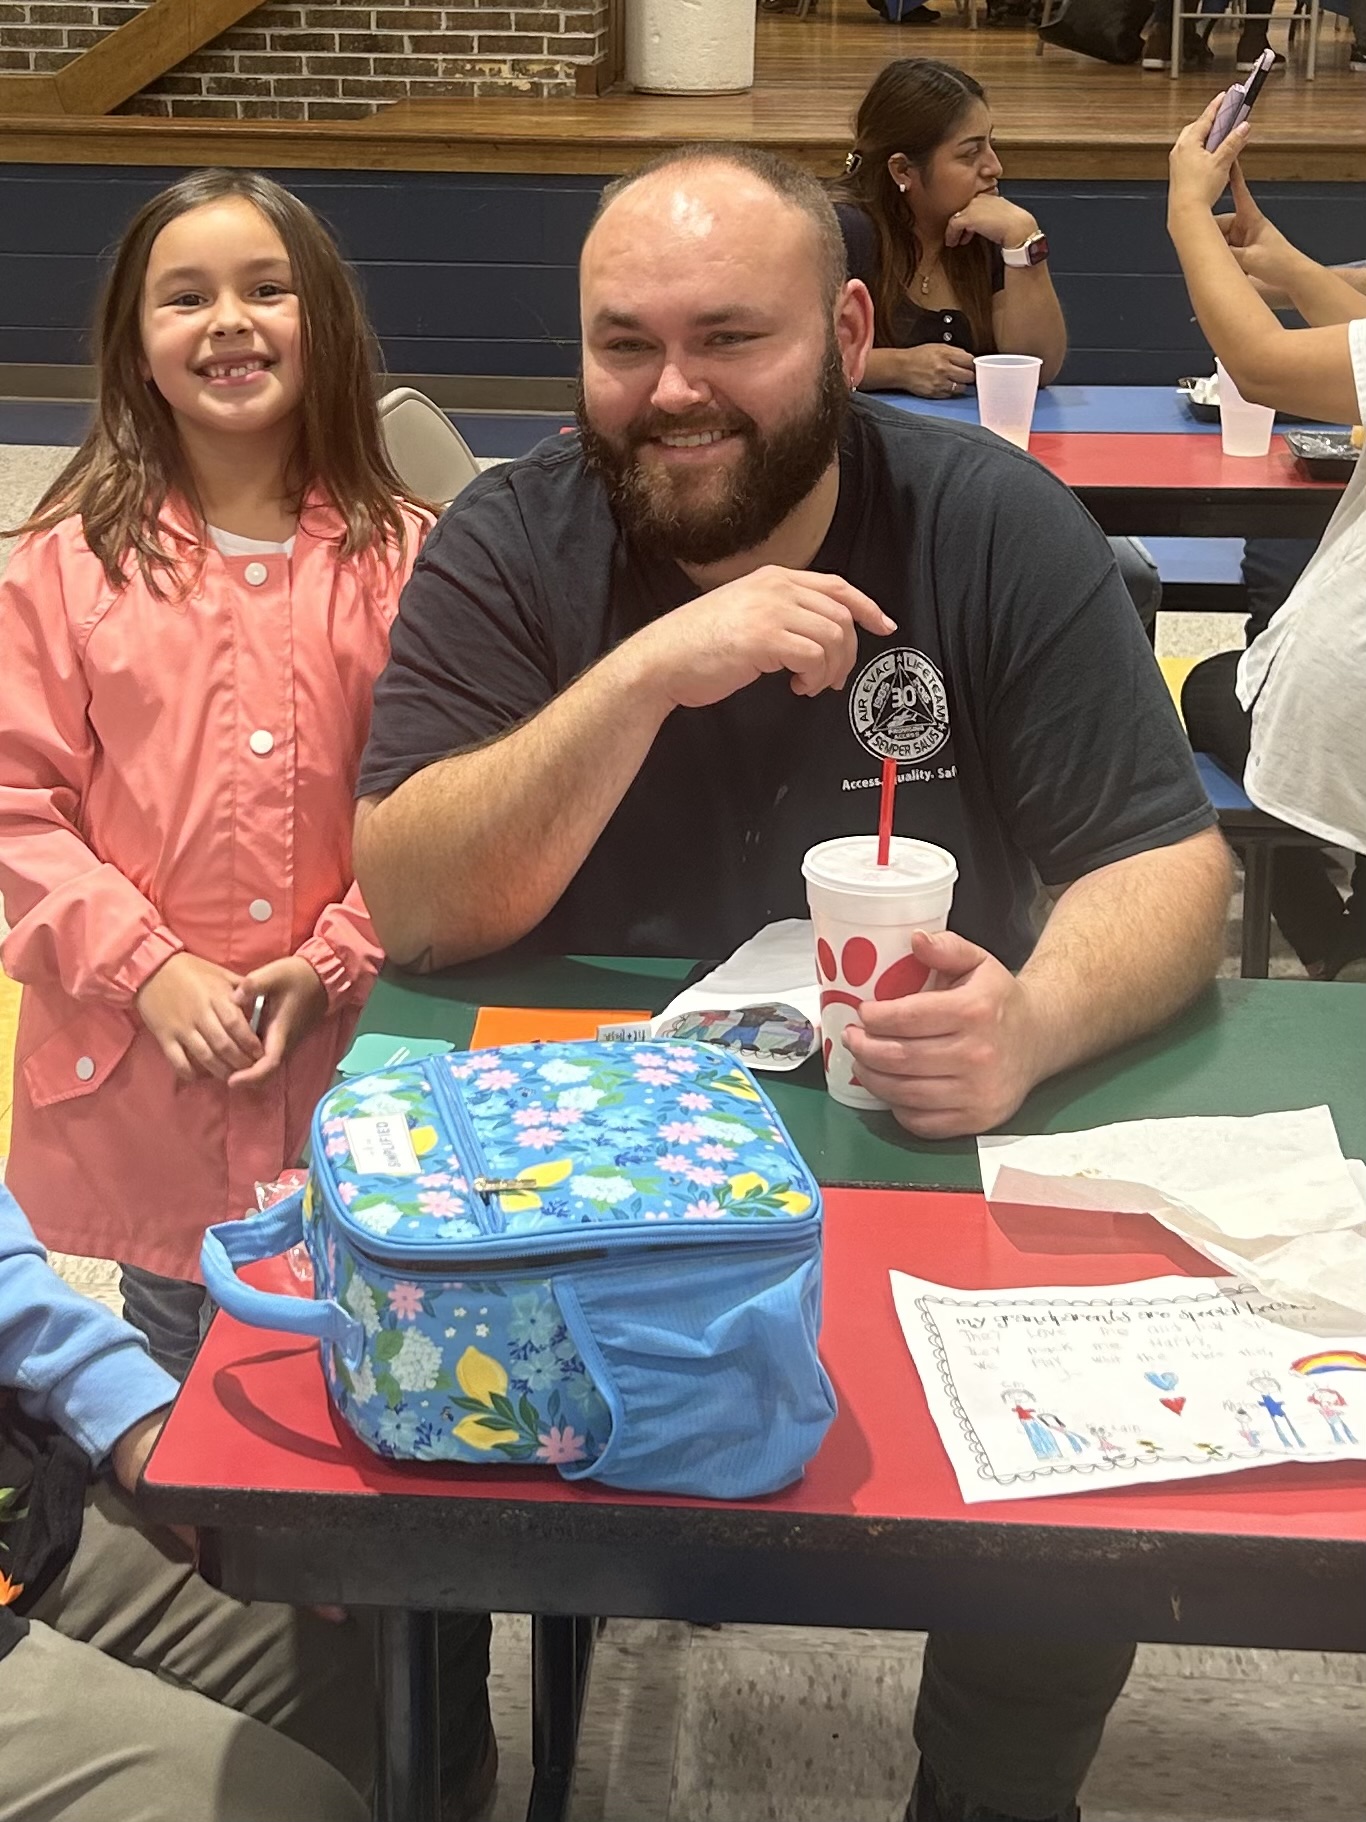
left=1236, top=25, right=1286, bottom=66
left=1141, top=19, right=1211, bottom=66
left=1351, top=40, right=1366, bottom=67
left=905, top=1759, right=1081, bottom=1822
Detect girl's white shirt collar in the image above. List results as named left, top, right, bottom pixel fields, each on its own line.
left=207, top=524, right=296, bottom=558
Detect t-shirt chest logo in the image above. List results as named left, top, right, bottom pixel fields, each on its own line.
left=848, top=647, right=950, bottom=763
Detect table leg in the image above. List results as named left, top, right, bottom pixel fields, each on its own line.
left=526, top=1614, right=597, bottom=1822
left=1240, top=844, right=1273, bottom=979
left=376, top=1607, right=440, bottom=1822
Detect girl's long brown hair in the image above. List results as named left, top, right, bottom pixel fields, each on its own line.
left=834, top=59, right=997, bottom=356
left=12, top=169, right=427, bottom=591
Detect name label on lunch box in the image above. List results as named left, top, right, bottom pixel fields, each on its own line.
left=342, top=1114, right=420, bottom=1177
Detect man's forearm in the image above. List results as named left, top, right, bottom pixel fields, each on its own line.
left=354, top=646, right=672, bottom=969
left=1019, top=828, right=1233, bottom=1086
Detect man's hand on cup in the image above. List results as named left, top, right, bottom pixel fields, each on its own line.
left=633, top=566, right=895, bottom=711
left=841, top=928, right=1044, bottom=1139
left=894, top=344, right=977, bottom=401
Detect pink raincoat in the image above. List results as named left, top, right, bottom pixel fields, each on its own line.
left=0, top=496, right=427, bottom=1279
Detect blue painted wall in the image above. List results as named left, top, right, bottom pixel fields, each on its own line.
left=1, top=163, right=1362, bottom=386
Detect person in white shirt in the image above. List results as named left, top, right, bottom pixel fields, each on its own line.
left=1168, top=103, right=1366, bottom=980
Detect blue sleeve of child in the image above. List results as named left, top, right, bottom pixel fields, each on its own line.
left=0, top=1183, right=177, bottom=1465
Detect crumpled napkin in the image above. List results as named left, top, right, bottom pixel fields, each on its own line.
left=979, top=1106, right=1366, bottom=1334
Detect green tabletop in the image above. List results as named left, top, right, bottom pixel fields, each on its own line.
left=358, top=958, right=1366, bottom=1192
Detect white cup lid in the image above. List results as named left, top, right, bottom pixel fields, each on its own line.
left=802, top=835, right=958, bottom=896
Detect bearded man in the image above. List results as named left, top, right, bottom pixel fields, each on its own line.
left=352, top=145, right=1229, bottom=1822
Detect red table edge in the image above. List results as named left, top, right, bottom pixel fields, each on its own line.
left=143, top=1187, right=1366, bottom=1550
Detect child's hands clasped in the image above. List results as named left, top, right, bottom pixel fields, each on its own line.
left=137, top=952, right=328, bottom=1086
left=227, top=956, right=328, bottom=1087
left=136, top=953, right=263, bottom=1083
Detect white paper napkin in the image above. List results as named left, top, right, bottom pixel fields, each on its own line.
left=979, top=1108, right=1366, bottom=1332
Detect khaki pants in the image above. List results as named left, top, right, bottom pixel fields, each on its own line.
left=0, top=1478, right=374, bottom=1822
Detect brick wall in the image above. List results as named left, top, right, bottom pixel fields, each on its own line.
left=1, top=0, right=612, bottom=116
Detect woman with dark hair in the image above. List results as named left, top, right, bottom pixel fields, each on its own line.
left=834, top=60, right=1162, bottom=627
left=833, top=59, right=1065, bottom=402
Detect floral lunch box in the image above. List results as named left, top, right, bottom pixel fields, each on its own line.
left=202, top=1040, right=837, bottom=1499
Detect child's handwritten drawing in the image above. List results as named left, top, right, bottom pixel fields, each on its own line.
left=891, top=1272, right=1366, bottom=1504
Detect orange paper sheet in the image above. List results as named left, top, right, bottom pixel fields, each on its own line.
left=470, top=1006, right=653, bottom=1049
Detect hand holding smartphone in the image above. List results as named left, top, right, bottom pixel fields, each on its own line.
left=1206, top=48, right=1276, bottom=151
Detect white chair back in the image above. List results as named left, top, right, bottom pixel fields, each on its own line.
left=377, top=387, right=481, bottom=507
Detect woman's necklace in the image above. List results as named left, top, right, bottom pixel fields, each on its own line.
left=917, top=246, right=944, bottom=297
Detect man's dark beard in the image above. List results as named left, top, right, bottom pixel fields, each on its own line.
left=577, top=340, right=850, bottom=567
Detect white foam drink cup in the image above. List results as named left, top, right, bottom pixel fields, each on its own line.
left=974, top=354, right=1042, bottom=451
left=1215, top=359, right=1274, bottom=458
left=802, top=835, right=958, bottom=1111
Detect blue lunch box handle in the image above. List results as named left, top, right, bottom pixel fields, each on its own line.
left=201, top=1185, right=366, bottom=1368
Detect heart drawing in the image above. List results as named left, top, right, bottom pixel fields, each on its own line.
left=1160, top=1396, right=1187, bottom=1416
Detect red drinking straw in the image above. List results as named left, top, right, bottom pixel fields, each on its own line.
left=877, top=757, right=897, bottom=866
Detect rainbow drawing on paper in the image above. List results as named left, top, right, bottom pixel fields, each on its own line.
left=890, top=1272, right=1366, bottom=1504
left=1291, top=1350, right=1366, bottom=1376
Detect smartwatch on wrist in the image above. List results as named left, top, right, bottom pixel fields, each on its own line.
left=1002, top=230, right=1049, bottom=268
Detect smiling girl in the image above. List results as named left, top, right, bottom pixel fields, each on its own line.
left=0, top=170, right=432, bottom=1375
left=834, top=60, right=1066, bottom=402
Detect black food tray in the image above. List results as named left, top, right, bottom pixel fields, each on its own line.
left=1177, top=376, right=1306, bottom=428
left=1284, top=431, right=1359, bottom=481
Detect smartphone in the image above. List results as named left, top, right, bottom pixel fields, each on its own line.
left=1206, top=48, right=1276, bottom=152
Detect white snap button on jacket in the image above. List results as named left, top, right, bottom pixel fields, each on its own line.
left=244, top=561, right=269, bottom=586
left=249, top=729, right=274, bottom=755
left=75, top=1056, right=96, bottom=1082
left=248, top=898, right=273, bottom=922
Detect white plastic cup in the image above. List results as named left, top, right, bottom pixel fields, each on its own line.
left=802, top=836, right=958, bottom=1111
left=974, top=354, right=1043, bottom=451
left=1215, top=360, right=1274, bottom=458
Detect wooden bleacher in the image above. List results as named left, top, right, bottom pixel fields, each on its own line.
left=1, top=1, right=1362, bottom=179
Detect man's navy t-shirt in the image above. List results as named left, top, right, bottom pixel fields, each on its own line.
left=359, top=397, right=1214, bottom=965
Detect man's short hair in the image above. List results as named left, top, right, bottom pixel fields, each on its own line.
left=592, top=144, right=847, bottom=314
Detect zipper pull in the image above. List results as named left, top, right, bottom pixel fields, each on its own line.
left=473, top=1175, right=541, bottom=1199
